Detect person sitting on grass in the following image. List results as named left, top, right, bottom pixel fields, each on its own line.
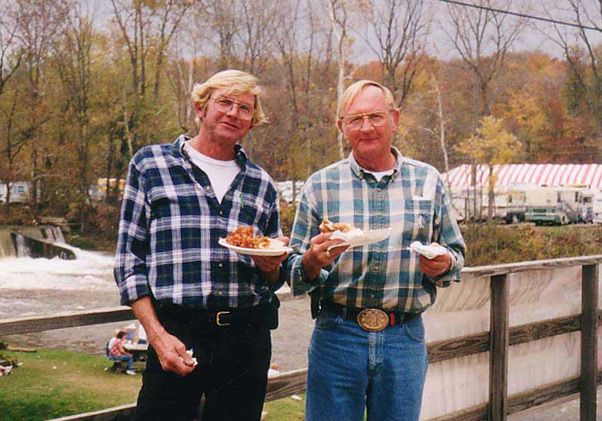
left=108, top=331, right=136, bottom=375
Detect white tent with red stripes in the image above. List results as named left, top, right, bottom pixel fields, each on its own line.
left=442, top=164, right=602, bottom=190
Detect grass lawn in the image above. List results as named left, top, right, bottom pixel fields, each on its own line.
left=0, top=349, right=141, bottom=420
left=0, top=348, right=305, bottom=420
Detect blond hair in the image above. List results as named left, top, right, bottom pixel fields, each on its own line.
left=337, top=80, right=398, bottom=120
left=191, top=70, right=268, bottom=128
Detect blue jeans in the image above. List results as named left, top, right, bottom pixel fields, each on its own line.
left=110, top=354, right=134, bottom=371
left=306, top=310, right=428, bottom=421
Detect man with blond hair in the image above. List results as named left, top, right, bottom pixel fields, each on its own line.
left=115, top=70, right=288, bottom=421
left=287, top=80, right=466, bottom=420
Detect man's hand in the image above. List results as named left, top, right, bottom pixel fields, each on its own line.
left=131, top=297, right=196, bottom=377
left=252, top=236, right=289, bottom=284
left=149, top=330, right=197, bottom=377
left=419, top=251, right=452, bottom=277
left=252, top=236, right=290, bottom=273
left=302, top=232, right=349, bottom=282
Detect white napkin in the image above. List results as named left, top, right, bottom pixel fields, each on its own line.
left=330, top=228, right=365, bottom=242
left=183, top=348, right=198, bottom=366
left=409, top=241, right=448, bottom=259
left=328, top=228, right=392, bottom=249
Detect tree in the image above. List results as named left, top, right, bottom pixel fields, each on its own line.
left=357, top=0, right=430, bottom=107
left=53, top=5, right=95, bottom=231
left=110, top=0, right=190, bottom=156
left=445, top=0, right=523, bottom=219
left=0, top=2, right=22, bottom=97
left=12, top=0, right=69, bottom=206
left=328, top=0, right=353, bottom=160
left=549, top=0, right=602, bottom=158
left=456, top=116, right=521, bottom=220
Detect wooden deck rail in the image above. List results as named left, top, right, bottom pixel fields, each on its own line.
left=2, top=255, right=602, bottom=421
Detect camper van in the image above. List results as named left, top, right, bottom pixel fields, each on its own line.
left=593, top=193, right=602, bottom=225
left=525, top=187, right=583, bottom=225
left=582, top=190, right=595, bottom=223
left=502, top=186, right=527, bottom=223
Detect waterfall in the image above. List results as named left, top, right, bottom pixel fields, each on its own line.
left=5, top=228, right=75, bottom=260
left=14, top=233, right=30, bottom=258
left=43, top=226, right=66, bottom=244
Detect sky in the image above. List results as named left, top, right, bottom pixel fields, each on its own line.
left=88, top=0, right=602, bottom=62
left=351, top=0, right=602, bottom=62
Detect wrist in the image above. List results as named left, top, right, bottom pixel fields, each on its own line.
left=301, top=253, right=321, bottom=282
left=147, top=325, right=166, bottom=345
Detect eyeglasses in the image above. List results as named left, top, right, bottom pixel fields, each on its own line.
left=341, top=110, right=390, bottom=129
left=211, top=96, right=255, bottom=120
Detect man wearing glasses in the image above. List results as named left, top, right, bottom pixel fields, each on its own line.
left=288, top=80, right=466, bottom=421
left=115, top=70, right=288, bottom=421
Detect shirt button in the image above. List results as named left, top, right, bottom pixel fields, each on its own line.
left=218, top=263, right=223, bottom=268
left=217, top=291, right=223, bottom=296
left=219, top=210, right=223, bottom=215
left=206, top=186, right=211, bottom=191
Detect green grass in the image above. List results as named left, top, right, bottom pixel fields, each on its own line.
left=264, top=395, right=305, bottom=420
left=0, top=349, right=141, bottom=420
left=462, top=223, right=602, bottom=266
left=0, top=348, right=305, bottom=420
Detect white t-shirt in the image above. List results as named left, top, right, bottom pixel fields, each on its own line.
left=184, top=144, right=241, bottom=203
left=365, top=168, right=395, bottom=182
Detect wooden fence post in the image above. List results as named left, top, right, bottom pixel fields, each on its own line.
left=490, top=274, right=509, bottom=421
left=580, top=264, right=598, bottom=421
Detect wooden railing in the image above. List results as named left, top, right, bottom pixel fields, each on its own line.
left=2, top=255, right=602, bottom=421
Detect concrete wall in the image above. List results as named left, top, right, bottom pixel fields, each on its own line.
left=0, top=226, right=74, bottom=260
left=0, top=230, right=17, bottom=258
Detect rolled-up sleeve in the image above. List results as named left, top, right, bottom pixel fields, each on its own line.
left=114, top=159, right=151, bottom=306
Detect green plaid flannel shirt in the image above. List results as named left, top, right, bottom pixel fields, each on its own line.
left=287, top=149, right=466, bottom=313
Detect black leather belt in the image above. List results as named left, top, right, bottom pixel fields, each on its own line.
left=157, top=303, right=273, bottom=328
left=321, top=301, right=420, bottom=331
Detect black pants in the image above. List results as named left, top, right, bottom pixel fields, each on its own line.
left=133, top=305, right=273, bottom=421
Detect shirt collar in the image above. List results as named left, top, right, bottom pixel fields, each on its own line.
left=174, top=135, right=249, bottom=167
left=349, top=147, right=403, bottom=181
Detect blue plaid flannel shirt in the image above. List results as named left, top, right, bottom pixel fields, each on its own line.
left=114, top=135, right=283, bottom=309
left=287, top=149, right=466, bottom=313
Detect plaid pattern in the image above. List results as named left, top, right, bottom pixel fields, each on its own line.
left=287, top=149, right=466, bottom=313
left=114, top=135, right=283, bottom=309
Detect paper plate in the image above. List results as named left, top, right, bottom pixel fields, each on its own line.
left=219, top=238, right=293, bottom=257
left=327, top=227, right=392, bottom=252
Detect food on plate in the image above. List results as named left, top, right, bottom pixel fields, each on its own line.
left=225, top=226, right=271, bottom=249
left=319, top=219, right=354, bottom=233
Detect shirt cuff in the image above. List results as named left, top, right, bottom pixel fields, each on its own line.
left=430, top=250, right=461, bottom=288
left=264, top=262, right=287, bottom=291
left=288, top=256, right=327, bottom=296
left=118, top=273, right=150, bottom=306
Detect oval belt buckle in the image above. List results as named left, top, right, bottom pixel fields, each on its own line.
left=357, top=308, right=389, bottom=331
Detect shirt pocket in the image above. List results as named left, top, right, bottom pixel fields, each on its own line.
left=403, top=199, right=434, bottom=244
left=237, top=193, right=271, bottom=233
left=148, top=188, right=177, bottom=220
